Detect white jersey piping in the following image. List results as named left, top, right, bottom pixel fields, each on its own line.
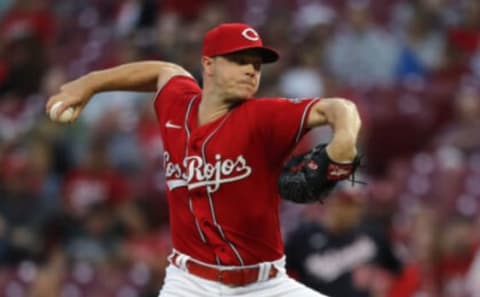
left=200, top=113, right=245, bottom=266
left=184, top=96, right=207, bottom=244
left=294, top=98, right=320, bottom=143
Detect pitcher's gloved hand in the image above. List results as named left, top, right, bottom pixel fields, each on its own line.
left=278, top=144, right=361, bottom=204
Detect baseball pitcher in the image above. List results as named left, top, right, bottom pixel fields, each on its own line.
left=46, top=23, right=361, bottom=297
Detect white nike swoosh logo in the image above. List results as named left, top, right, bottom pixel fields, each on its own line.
left=165, top=121, right=182, bottom=129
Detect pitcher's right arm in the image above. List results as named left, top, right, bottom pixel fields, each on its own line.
left=46, top=61, right=192, bottom=122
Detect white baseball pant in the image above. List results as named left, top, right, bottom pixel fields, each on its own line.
left=158, top=252, right=328, bottom=297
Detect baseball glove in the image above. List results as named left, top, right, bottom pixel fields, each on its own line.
left=278, top=144, right=361, bottom=204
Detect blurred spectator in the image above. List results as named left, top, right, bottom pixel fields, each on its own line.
left=115, top=0, right=158, bottom=38
left=26, top=138, right=61, bottom=209
left=61, top=139, right=131, bottom=219
left=0, top=0, right=55, bottom=45
left=277, top=4, right=337, bottom=99
left=363, top=178, right=400, bottom=231
left=394, top=2, right=447, bottom=81
left=438, top=216, right=477, bottom=297
left=0, top=148, right=48, bottom=265
left=390, top=207, right=441, bottom=297
left=279, top=53, right=326, bottom=98
left=65, top=203, right=120, bottom=264
left=447, top=0, right=480, bottom=67
left=0, top=0, right=53, bottom=97
left=326, top=0, right=399, bottom=88
left=391, top=0, right=451, bottom=34
left=117, top=200, right=171, bottom=295
left=0, top=35, right=47, bottom=97
left=285, top=187, right=402, bottom=297
left=435, top=84, right=480, bottom=153
left=293, top=2, right=336, bottom=39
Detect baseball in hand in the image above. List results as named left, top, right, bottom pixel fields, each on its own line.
left=49, top=101, right=75, bottom=123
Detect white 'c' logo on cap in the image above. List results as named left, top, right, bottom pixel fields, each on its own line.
left=241, top=28, right=260, bottom=41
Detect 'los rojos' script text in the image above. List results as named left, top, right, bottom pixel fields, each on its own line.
left=164, top=152, right=252, bottom=193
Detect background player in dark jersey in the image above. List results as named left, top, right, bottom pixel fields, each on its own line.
left=286, top=187, right=402, bottom=297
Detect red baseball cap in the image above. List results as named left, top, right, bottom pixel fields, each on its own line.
left=202, top=23, right=279, bottom=63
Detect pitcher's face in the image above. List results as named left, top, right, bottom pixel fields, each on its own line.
left=203, top=50, right=262, bottom=101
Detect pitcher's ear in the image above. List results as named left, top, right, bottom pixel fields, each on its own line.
left=201, top=56, right=215, bottom=76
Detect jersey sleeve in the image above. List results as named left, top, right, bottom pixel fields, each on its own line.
left=252, top=97, right=320, bottom=166
left=153, top=76, right=201, bottom=120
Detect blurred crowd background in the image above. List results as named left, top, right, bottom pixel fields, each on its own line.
left=0, top=0, right=479, bottom=296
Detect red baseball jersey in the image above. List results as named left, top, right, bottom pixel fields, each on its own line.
left=153, top=76, right=319, bottom=266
